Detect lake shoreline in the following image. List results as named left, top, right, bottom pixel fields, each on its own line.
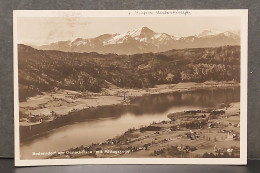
left=19, top=82, right=239, bottom=142
left=19, top=81, right=239, bottom=126
left=48, top=102, right=240, bottom=159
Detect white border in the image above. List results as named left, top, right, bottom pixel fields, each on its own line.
left=13, top=10, right=248, bottom=166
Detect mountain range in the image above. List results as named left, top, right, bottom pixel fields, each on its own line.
left=36, top=27, right=240, bottom=55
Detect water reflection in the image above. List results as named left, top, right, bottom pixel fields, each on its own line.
left=20, top=87, right=239, bottom=159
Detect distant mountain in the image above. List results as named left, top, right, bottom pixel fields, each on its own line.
left=18, top=44, right=240, bottom=101
left=197, top=30, right=222, bottom=37
left=36, top=27, right=240, bottom=55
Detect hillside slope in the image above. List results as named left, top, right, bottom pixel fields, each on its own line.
left=18, top=45, right=240, bottom=101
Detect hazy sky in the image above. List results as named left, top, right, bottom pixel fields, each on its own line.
left=17, top=16, right=240, bottom=46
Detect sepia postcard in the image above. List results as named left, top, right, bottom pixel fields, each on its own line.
left=13, top=10, right=248, bottom=166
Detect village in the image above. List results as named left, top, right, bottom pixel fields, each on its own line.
left=48, top=102, right=240, bottom=159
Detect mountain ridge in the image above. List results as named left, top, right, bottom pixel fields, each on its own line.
left=36, top=27, right=240, bottom=55
left=18, top=44, right=240, bottom=102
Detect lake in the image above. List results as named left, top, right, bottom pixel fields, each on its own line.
left=20, top=87, right=240, bottom=159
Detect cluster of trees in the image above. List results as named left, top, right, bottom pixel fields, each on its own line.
left=167, top=146, right=184, bottom=157
left=202, top=152, right=237, bottom=158
left=154, top=146, right=188, bottom=157
left=18, top=44, right=240, bottom=101
left=140, top=125, right=162, bottom=132
left=180, top=119, right=208, bottom=129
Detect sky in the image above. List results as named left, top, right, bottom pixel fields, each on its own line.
left=17, top=16, right=241, bottom=46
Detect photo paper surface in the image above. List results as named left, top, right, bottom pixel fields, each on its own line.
left=13, top=10, right=248, bottom=166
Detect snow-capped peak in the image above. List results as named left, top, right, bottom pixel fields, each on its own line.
left=197, top=30, right=222, bottom=38
left=126, top=27, right=154, bottom=38
left=197, top=30, right=240, bottom=39
left=103, top=27, right=176, bottom=45
left=222, top=31, right=238, bottom=37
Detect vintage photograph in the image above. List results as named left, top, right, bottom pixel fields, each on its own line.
left=13, top=10, right=247, bottom=166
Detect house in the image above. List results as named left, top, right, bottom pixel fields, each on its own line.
left=226, top=131, right=234, bottom=141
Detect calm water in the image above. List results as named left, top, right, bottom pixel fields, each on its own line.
left=20, top=87, right=240, bottom=159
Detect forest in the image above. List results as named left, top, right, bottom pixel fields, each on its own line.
left=18, top=44, right=240, bottom=101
